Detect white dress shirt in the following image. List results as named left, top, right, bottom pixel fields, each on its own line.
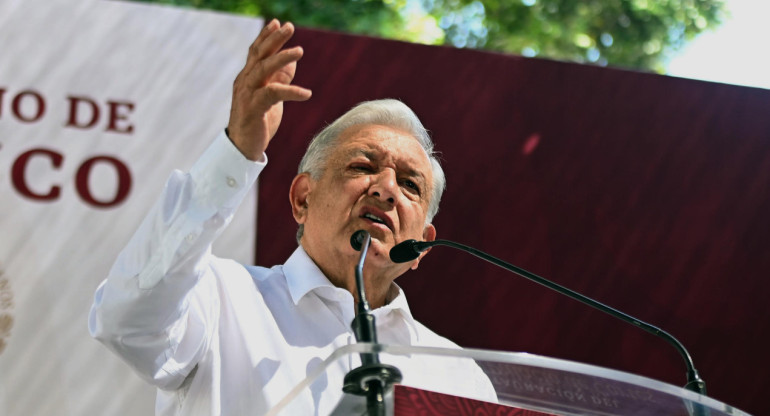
left=88, top=131, right=496, bottom=415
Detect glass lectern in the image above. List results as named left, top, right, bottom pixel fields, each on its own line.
left=266, top=343, right=749, bottom=416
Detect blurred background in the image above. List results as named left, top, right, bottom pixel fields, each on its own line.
left=124, top=0, right=769, bottom=90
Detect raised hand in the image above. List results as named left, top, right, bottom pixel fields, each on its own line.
left=227, top=20, right=312, bottom=160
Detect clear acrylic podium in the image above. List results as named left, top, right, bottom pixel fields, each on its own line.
left=266, top=343, right=750, bottom=416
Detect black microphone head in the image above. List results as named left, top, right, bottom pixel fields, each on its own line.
left=350, top=230, right=369, bottom=251
left=389, top=239, right=421, bottom=263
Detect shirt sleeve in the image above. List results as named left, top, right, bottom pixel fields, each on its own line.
left=88, top=130, right=266, bottom=390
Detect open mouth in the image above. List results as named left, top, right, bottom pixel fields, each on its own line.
left=362, top=212, right=388, bottom=226
left=361, top=208, right=396, bottom=232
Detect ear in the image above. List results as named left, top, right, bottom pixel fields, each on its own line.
left=289, top=173, right=313, bottom=224
left=410, top=223, right=437, bottom=270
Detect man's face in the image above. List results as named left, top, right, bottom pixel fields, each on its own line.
left=292, top=124, right=436, bottom=278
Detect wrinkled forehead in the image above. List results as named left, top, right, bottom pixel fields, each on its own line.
left=333, top=124, right=433, bottom=173
left=334, top=124, right=429, bottom=156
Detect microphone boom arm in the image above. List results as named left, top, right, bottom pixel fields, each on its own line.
left=425, top=239, right=707, bottom=395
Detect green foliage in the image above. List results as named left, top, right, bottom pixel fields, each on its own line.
left=461, top=0, right=727, bottom=71
left=125, top=0, right=726, bottom=72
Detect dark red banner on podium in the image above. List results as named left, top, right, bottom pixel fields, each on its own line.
left=394, top=385, right=556, bottom=416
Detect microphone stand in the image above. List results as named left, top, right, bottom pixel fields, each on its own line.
left=343, top=231, right=403, bottom=416
left=392, top=239, right=707, bottom=396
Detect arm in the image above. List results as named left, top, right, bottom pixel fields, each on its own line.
left=88, top=20, right=311, bottom=390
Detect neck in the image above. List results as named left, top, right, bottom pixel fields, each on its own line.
left=302, top=243, right=395, bottom=309
left=337, top=263, right=395, bottom=310
left=356, top=275, right=399, bottom=310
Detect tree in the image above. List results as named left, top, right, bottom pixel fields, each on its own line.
left=127, top=0, right=726, bottom=72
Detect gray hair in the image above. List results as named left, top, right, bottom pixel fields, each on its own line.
left=296, top=99, right=446, bottom=242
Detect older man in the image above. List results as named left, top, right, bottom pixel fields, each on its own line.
left=89, top=20, right=495, bottom=415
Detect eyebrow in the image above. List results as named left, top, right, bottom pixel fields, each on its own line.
left=350, top=148, right=428, bottom=185
left=355, top=149, right=428, bottom=187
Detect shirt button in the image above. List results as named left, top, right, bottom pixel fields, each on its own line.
left=226, top=176, right=237, bottom=188
left=185, top=233, right=196, bottom=242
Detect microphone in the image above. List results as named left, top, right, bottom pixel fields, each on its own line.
left=346, top=230, right=402, bottom=416
left=350, top=230, right=372, bottom=315
left=351, top=229, right=368, bottom=252
left=390, top=238, right=708, bottom=397
left=389, top=239, right=433, bottom=263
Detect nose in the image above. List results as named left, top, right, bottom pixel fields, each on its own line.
left=368, top=168, right=397, bottom=204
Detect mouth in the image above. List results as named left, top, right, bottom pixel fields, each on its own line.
left=363, top=212, right=387, bottom=225
left=360, top=209, right=393, bottom=232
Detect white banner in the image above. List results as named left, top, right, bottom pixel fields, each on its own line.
left=0, top=1, right=263, bottom=414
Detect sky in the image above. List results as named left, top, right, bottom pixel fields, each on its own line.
left=665, top=0, right=770, bottom=90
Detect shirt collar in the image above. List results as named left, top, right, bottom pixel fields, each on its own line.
left=282, top=246, right=419, bottom=336
left=283, top=245, right=336, bottom=305
left=378, top=283, right=419, bottom=336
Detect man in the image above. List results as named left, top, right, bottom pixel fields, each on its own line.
left=89, top=20, right=495, bottom=415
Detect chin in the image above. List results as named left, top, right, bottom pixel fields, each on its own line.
left=365, top=237, right=392, bottom=258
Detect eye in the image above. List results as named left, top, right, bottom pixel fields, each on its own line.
left=350, top=163, right=374, bottom=172
left=401, top=179, right=421, bottom=195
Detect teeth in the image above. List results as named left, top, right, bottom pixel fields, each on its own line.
left=364, top=213, right=385, bottom=224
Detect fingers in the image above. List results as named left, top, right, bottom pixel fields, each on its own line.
left=257, top=83, right=312, bottom=108
left=244, top=20, right=296, bottom=72
left=235, top=18, right=311, bottom=103
left=243, top=46, right=304, bottom=88
left=243, top=19, right=279, bottom=68
left=252, top=19, right=279, bottom=47
left=258, top=21, right=296, bottom=61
